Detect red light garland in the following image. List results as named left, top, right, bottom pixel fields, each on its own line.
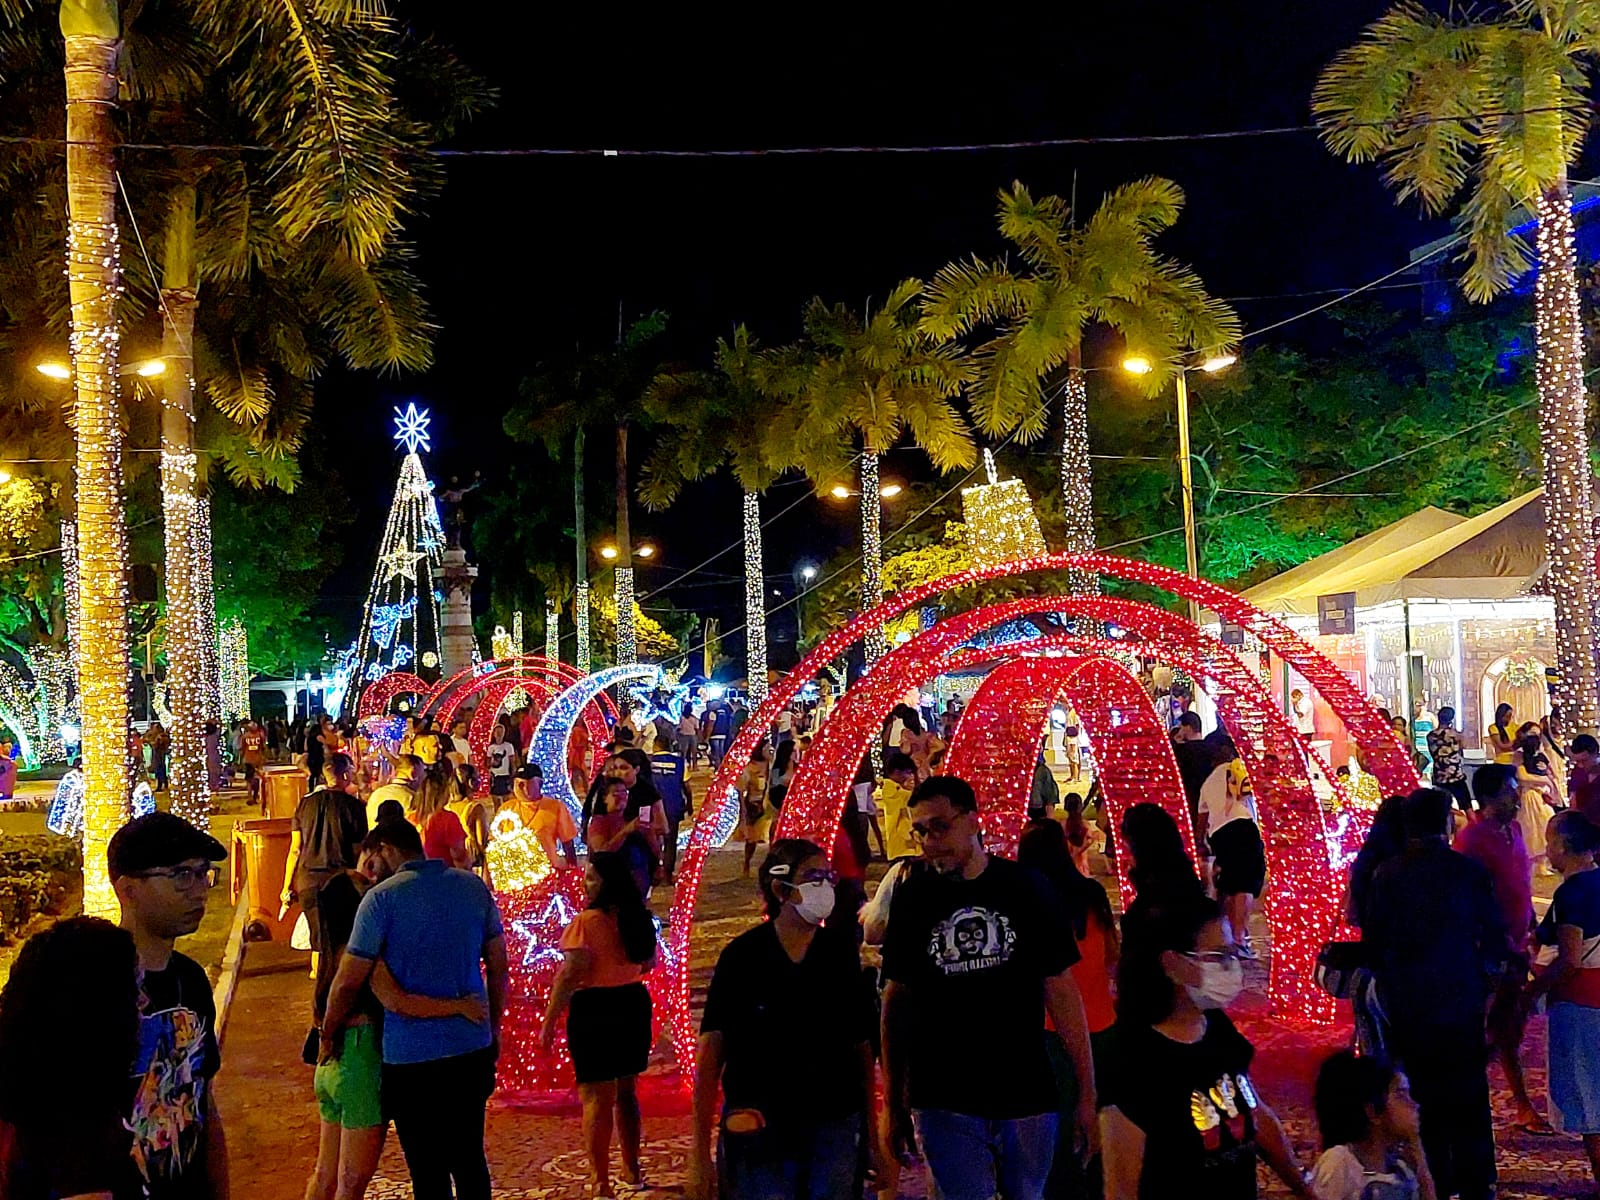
left=659, top=556, right=1416, bottom=1075
left=355, top=671, right=431, bottom=720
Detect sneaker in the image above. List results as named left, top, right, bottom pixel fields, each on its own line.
left=1237, top=936, right=1258, bottom=960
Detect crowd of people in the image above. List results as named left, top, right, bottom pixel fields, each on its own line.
left=9, top=682, right=1600, bottom=1200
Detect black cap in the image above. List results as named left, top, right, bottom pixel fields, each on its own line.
left=107, top=812, right=227, bottom=881
left=514, top=762, right=544, bottom=780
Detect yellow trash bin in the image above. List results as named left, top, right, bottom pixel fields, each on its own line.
left=231, top=817, right=299, bottom=942
left=260, top=765, right=309, bottom=820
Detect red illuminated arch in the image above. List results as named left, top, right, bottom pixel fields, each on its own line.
left=658, top=556, right=1410, bottom=1073
left=355, top=672, right=431, bottom=719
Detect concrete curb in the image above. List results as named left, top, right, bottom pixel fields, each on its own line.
left=212, top=884, right=250, bottom=1048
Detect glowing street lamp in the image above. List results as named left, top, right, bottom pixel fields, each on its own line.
left=37, top=357, right=166, bottom=380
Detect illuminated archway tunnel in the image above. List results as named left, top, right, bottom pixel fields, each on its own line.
left=530, top=663, right=664, bottom=823
left=657, top=555, right=1413, bottom=1070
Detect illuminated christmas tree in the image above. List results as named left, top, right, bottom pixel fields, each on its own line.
left=348, top=404, right=447, bottom=713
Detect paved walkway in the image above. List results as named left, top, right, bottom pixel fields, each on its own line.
left=214, top=841, right=1592, bottom=1200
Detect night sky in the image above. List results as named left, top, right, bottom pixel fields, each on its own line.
left=316, top=3, right=1451, bottom=651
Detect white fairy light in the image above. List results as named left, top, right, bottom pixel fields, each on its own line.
left=743, top=491, right=768, bottom=706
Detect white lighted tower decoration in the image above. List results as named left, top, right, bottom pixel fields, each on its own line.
left=575, top=583, right=591, bottom=674
left=218, top=616, right=250, bottom=722
left=193, top=496, right=221, bottom=725
left=860, top=451, right=886, bottom=670
left=1535, top=189, right=1600, bottom=731
left=543, top=600, right=558, bottom=663
left=743, top=491, right=768, bottom=706
left=1060, top=374, right=1098, bottom=596
left=349, top=404, right=447, bottom=713
left=615, top=568, right=637, bottom=667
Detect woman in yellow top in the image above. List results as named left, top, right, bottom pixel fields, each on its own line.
left=1488, top=702, right=1518, bottom=764
left=541, top=852, right=657, bottom=1198
left=735, top=741, right=772, bottom=877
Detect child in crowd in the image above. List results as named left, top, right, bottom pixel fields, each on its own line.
left=1311, top=1050, right=1435, bottom=1200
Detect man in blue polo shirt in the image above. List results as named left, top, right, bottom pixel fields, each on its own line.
left=650, top=733, right=693, bottom=880
left=322, top=819, right=508, bottom=1200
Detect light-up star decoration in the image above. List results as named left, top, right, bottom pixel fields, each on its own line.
left=379, top=547, right=427, bottom=581
left=393, top=403, right=432, bottom=455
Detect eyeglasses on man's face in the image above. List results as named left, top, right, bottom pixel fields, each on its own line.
left=131, top=862, right=220, bottom=891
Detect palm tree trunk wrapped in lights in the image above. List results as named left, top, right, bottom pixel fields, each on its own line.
left=1533, top=181, right=1600, bottom=730
left=158, top=182, right=208, bottom=825
left=614, top=422, right=636, bottom=666
left=1060, top=366, right=1097, bottom=596
left=61, top=0, right=131, bottom=917
left=192, top=496, right=220, bottom=724
left=742, top=490, right=768, bottom=706
left=860, top=451, right=886, bottom=669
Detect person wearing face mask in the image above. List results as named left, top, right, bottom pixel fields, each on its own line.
left=688, top=838, right=880, bottom=1200
left=1101, top=895, right=1309, bottom=1200
left=1363, top=788, right=1507, bottom=1200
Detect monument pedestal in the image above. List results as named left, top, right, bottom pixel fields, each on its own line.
left=435, top=548, right=479, bottom=678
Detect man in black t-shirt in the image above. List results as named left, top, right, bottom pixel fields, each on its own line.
left=881, top=776, right=1097, bottom=1200
left=1170, top=712, right=1214, bottom=850
left=110, top=812, right=230, bottom=1199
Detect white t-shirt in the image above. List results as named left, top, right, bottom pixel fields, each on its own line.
left=776, top=711, right=793, bottom=734
left=366, top=781, right=412, bottom=827
left=1199, top=762, right=1254, bottom=837
left=1310, top=1144, right=1418, bottom=1200
left=486, top=741, right=515, bottom=778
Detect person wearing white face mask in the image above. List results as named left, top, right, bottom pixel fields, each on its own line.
left=688, top=839, right=882, bottom=1200
left=1101, top=896, right=1311, bottom=1200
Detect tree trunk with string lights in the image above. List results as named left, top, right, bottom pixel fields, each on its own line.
left=1061, top=348, right=1098, bottom=597
left=61, top=0, right=131, bottom=917
left=1535, top=177, right=1600, bottom=732
left=860, top=449, right=886, bottom=670
left=743, top=489, right=767, bottom=705
left=159, top=182, right=209, bottom=825
left=614, top=421, right=635, bottom=665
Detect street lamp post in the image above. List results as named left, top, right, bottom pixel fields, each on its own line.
left=1122, top=352, right=1236, bottom=623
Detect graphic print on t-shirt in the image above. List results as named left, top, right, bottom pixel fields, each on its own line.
left=1189, top=1067, right=1258, bottom=1153
left=926, top=904, right=1017, bottom=974
left=128, top=1001, right=210, bottom=1191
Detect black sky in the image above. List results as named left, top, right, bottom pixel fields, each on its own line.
left=317, top=3, right=1450, bottom=655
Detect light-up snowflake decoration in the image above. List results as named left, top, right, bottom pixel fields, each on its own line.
left=392, top=402, right=432, bottom=454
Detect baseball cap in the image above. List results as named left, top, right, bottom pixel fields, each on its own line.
left=107, top=812, right=227, bottom=881
left=514, top=762, right=544, bottom=780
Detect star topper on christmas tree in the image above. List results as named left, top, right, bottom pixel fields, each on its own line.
left=393, top=402, right=432, bottom=454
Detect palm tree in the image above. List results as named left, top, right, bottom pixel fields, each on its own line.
left=773, top=282, right=976, bottom=669
left=921, top=180, right=1239, bottom=594
left=1315, top=3, right=1600, bottom=731
left=640, top=326, right=783, bottom=704
left=506, top=312, right=671, bottom=668
left=58, top=0, right=126, bottom=917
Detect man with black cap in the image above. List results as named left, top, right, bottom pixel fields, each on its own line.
left=108, top=810, right=231, bottom=1199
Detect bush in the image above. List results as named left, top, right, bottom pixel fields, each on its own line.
left=0, top=836, right=82, bottom=943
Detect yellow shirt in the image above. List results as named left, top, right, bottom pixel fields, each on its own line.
left=879, top=778, right=917, bottom=860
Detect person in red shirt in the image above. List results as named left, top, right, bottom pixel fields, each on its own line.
left=1455, top=764, right=1548, bottom=1134
left=1569, top=734, right=1600, bottom=825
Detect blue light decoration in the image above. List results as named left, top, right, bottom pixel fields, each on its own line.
left=47, top=772, right=154, bottom=837
left=392, top=402, right=432, bottom=454
left=370, top=597, right=417, bottom=650
left=322, top=642, right=359, bottom=719
left=392, top=642, right=415, bottom=668
left=528, top=664, right=663, bottom=824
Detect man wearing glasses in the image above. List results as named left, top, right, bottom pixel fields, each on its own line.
left=880, top=776, right=1097, bottom=1200
left=108, top=811, right=231, bottom=1199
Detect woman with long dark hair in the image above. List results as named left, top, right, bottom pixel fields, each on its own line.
left=1102, top=895, right=1307, bottom=1199
left=0, top=916, right=140, bottom=1197
left=541, top=852, right=657, bottom=1197
left=767, top=737, right=797, bottom=811
left=1487, top=703, right=1517, bottom=765
left=689, top=839, right=879, bottom=1200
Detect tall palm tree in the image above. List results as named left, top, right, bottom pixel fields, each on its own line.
left=506, top=312, right=671, bottom=668
left=58, top=0, right=127, bottom=917
left=921, top=180, right=1239, bottom=594
left=1315, top=2, right=1600, bottom=731
left=640, top=326, right=784, bottom=704
left=773, top=282, right=976, bottom=669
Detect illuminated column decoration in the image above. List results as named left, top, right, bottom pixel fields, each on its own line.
left=63, top=27, right=131, bottom=918
left=161, top=445, right=207, bottom=823
left=543, top=600, right=558, bottom=664
left=614, top=567, right=637, bottom=666
left=348, top=407, right=447, bottom=714
left=218, top=616, right=250, bottom=723
left=529, top=663, right=662, bottom=822
left=1534, top=185, right=1600, bottom=731
left=743, top=490, right=768, bottom=706
left=961, top=449, right=1046, bottom=569
left=860, top=450, right=886, bottom=670
left=575, top=581, right=591, bottom=674
left=61, top=519, right=81, bottom=702
left=191, top=497, right=221, bottom=724
left=1060, top=371, right=1098, bottom=595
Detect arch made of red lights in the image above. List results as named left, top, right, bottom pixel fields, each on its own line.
left=766, top=610, right=1353, bottom=1031
left=427, top=655, right=614, bottom=733
left=465, top=675, right=561, bottom=794
left=355, top=672, right=431, bottom=720
left=658, top=561, right=1410, bottom=1070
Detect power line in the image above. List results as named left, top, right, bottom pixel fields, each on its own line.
left=0, top=103, right=1580, bottom=159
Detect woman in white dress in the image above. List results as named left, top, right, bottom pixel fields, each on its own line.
left=1516, top=731, right=1563, bottom=872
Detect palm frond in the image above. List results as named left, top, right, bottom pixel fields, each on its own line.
left=919, top=257, right=1031, bottom=339
left=996, top=182, right=1071, bottom=273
